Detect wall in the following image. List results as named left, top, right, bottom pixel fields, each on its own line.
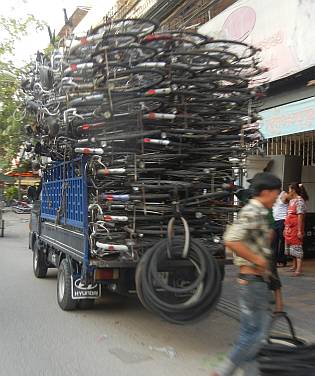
left=245, top=155, right=271, bottom=181
left=302, top=166, right=315, bottom=213
left=74, top=1, right=117, bottom=33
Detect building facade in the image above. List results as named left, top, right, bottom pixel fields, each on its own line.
left=198, top=0, right=315, bottom=255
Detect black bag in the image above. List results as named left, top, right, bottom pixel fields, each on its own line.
left=258, top=312, right=315, bottom=376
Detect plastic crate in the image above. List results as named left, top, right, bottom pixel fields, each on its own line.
left=41, top=158, right=87, bottom=229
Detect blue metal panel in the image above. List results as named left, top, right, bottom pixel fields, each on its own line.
left=41, top=158, right=85, bottom=229
left=82, top=157, right=90, bottom=267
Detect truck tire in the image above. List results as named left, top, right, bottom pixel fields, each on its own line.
left=33, top=241, right=48, bottom=278
left=135, top=254, right=151, bottom=311
left=57, top=258, right=77, bottom=311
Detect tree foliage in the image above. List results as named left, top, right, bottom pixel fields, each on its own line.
left=0, top=15, right=44, bottom=170
left=4, top=186, right=18, bottom=201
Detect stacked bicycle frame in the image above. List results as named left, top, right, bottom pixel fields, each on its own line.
left=21, top=18, right=266, bottom=323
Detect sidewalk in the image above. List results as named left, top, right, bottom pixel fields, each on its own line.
left=219, top=262, right=315, bottom=341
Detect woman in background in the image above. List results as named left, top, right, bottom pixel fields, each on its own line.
left=284, top=183, right=309, bottom=276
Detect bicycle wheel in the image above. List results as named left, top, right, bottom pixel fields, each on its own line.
left=171, top=77, right=217, bottom=90
left=131, top=180, right=192, bottom=191
left=97, top=129, right=161, bottom=142
left=113, top=97, right=165, bottom=116
left=98, top=32, right=138, bottom=48
left=197, top=72, right=249, bottom=87
left=141, top=33, right=198, bottom=51
left=69, top=34, right=102, bottom=55
left=68, top=93, right=105, bottom=107
left=165, top=50, right=225, bottom=67
left=137, top=62, right=194, bottom=79
left=143, top=112, right=205, bottom=125
left=199, top=48, right=239, bottom=64
left=175, top=103, right=216, bottom=115
left=202, top=40, right=259, bottom=60
left=143, top=31, right=209, bottom=46
left=97, top=68, right=165, bottom=93
left=137, top=153, right=189, bottom=162
left=63, top=62, right=96, bottom=75
left=92, top=45, right=157, bottom=67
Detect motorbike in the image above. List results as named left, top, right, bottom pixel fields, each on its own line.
left=11, top=199, right=33, bottom=214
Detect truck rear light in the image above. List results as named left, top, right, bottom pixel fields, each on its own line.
left=95, top=269, right=119, bottom=280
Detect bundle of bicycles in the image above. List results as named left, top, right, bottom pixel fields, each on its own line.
left=21, top=18, right=266, bottom=259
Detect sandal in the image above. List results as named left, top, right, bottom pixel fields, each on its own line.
left=288, top=267, right=296, bottom=272
left=292, top=272, right=302, bottom=277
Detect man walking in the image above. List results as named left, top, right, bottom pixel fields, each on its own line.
left=212, top=172, right=282, bottom=376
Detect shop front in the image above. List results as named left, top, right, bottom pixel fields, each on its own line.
left=260, top=97, right=315, bottom=258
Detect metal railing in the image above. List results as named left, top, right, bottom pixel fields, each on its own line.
left=263, top=131, right=315, bottom=166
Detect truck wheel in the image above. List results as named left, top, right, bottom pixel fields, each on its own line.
left=33, top=242, right=48, bottom=278
left=57, top=258, right=77, bottom=311
left=135, top=254, right=151, bottom=311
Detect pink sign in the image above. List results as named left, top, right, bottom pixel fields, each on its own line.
left=199, top=0, right=315, bottom=82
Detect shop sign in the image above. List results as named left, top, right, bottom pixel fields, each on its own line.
left=259, top=97, right=315, bottom=139
left=199, top=0, right=315, bottom=82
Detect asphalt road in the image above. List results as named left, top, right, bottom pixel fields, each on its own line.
left=0, top=212, right=238, bottom=376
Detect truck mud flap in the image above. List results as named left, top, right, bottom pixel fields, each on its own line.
left=71, top=274, right=101, bottom=299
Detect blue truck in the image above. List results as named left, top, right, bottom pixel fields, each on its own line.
left=28, top=157, right=226, bottom=318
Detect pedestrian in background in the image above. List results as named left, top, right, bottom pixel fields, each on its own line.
left=267, top=208, right=284, bottom=313
left=272, top=190, right=289, bottom=267
left=211, top=172, right=281, bottom=376
left=284, top=183, right=309, bottom=277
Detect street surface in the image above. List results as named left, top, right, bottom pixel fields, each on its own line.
left=0, top=212, right=239, bottom=376
left=222, top=263, right=315, bottom=342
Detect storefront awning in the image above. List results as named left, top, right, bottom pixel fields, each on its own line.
left=14, top=178, right=41, bottom=186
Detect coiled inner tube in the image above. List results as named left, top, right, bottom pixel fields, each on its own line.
left=258, top=313, right=315, bottom=376
left=135, top=236, right=222, bottom=324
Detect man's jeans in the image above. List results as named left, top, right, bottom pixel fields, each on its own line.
left=219, top=278, right=272, bottom=376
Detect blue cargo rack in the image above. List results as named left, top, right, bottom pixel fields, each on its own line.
left=41, top=158, right=88, bottom=229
